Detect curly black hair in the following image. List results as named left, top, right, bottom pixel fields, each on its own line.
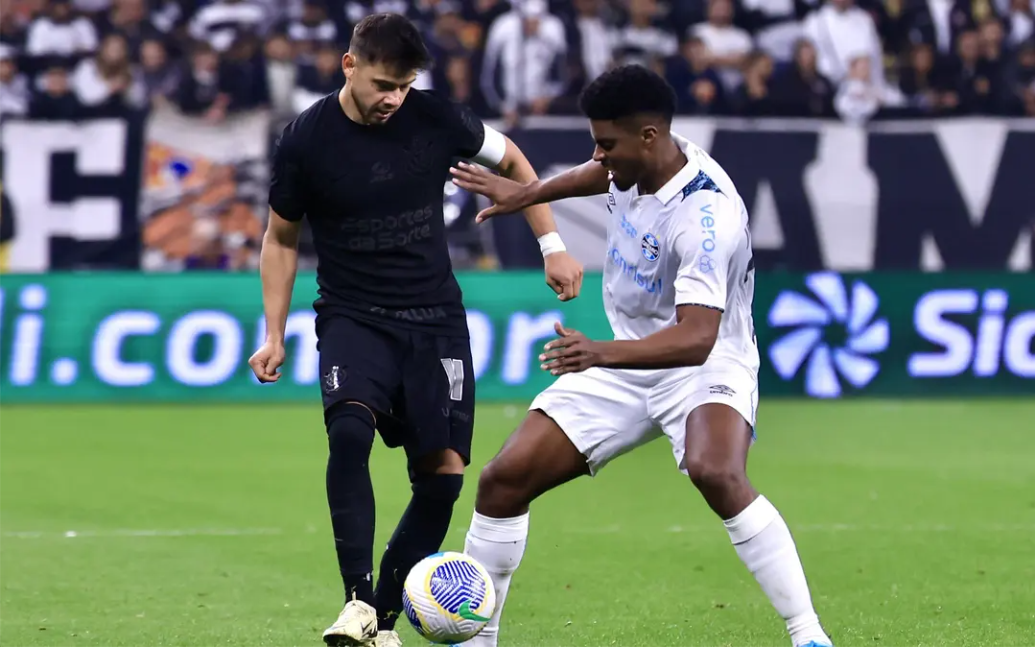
left=350, top=13, right=432, bottom=72
left=578, top=64, right=677, bottom=123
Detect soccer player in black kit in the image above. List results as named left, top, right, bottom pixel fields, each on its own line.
left=247, top=12, right=583, bottom=647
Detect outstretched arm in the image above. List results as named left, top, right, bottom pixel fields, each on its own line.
left=450, top=157, right=610, bottom=223
left=466, top=127, right=585, bottom=301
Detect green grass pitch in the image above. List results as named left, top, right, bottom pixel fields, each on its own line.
left=2, top=400, right=1034, bottom=646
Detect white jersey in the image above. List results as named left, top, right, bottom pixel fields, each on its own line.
left=602, top=133, right=760, bottom=376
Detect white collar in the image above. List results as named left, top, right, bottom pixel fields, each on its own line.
left=652, top=133, right=702, bottom=205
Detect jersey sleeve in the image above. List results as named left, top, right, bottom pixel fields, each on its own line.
left=670, top=191, right=741, bottom=313
left=444, top=100, right=490, bottom=160
left=268, top=121, right=306, bottom=222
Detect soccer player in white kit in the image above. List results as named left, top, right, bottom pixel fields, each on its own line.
left=449, top=65, right=833, bottom=647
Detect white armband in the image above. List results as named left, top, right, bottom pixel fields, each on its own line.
left=472, top=125, right=507, bottom=167
left=538, top=231, right=566, bottom=257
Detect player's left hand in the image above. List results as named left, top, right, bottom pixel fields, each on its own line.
left=544, top=252, right=583, bottom=302
left=539, top=322, right=605, bottom=375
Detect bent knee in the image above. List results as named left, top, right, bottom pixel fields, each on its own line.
left=412, top=472, right=464, bottom=504
left=685, top=458, right=747, bottom=494
left=326, top=403, right=376, bottom=456
left=476, top=457, right=533, bottom=510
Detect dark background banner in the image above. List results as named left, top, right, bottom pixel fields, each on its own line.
left=2, top=115, right=1032, bottom=273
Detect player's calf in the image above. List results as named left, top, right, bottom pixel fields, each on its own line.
left=374, top=469, right=464, bottom=631
left=684, top=404, right=832, bottom=647
left=461, top=411, right=590, bottom=647
left=326, top=403, right=379, bottom=606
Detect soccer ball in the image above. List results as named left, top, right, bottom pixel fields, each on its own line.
left=402, top=551, right=496, bottom=644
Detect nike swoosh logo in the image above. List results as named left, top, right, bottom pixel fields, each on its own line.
left=458, top=601, right=490, bottom=622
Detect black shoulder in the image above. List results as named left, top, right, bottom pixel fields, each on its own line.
left=404, top=89, right=461, bottom=123
left=279, top=92, right=336, bottom=148
left=406, top=90, right=485, bottom=159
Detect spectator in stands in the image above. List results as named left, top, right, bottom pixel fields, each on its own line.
left=175, top=41, right=230, bottom=121
left=947, top=28, right=1005, bottom=113
left=1008, top=38, right=1035, bottom=113
left=149, top=0, right=187, bottom=37
left=28, top=62, right=82, bottom=119
left=730, top=49, right=777, bottom=115
left=140, top=37, right=179, bottom=105
left=481, top=0, right=568, bottom=125
left=219, top=32, right=270, bottom=111
left=0, top=4, right=31, bottom=52
left=190, top=0, right=268, bottom=53
left=1002, top=0, right=1034, bottom=47
left=0, top=44, right=30, bottom=117
left=903, top=0, right=977, bottom=59
left=665, top=35, right=727, bottom=115
left=25, top=0, right=98, bottom=65
left=834, top=53, right=906, bottom=124
left=568, top=0, right=615, bottom=87
left=264, top=33, right=298, bottom=119
left=803, top=0, right=885, bottom=88
left=738, top=0, right=807, bottom=63
left=288, top=0, right=338, bottom=61
left=443, top=52, right=474, bottom=102
left=424, top=5, right=478, bottom=96
left=770, top=38, right=836, bottom=116
left=74, top=0, right=114, bottom=19
left=99, top=0, right=160, bottom=59
left=612, top=0, right=678, bottom=73
left=470, top=0, right=513, bottom=25
left=898, top=40, right=954, bottom=113
left=293, top=40, right=343, bottom=112
left=72, top=32, right=146, bottom=111
left=690, top=0, right=754, bottom=90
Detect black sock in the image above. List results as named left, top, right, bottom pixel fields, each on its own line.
left=326, top=404, right=377, bottom=606
left=374, top=473, right=464, bottom=629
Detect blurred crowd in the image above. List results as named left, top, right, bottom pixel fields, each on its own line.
left=1, top=0, right=1033, bottom=126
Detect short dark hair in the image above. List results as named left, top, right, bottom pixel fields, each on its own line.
left=349, top=13, right=432, bottom=72
left=578, top=64, right=677, bottom=123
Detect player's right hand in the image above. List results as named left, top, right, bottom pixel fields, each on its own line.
left=449, top=162, right=529, bottom=222
left=249, top=340, right=286, bottom=383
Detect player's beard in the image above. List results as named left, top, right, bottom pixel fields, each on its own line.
left=354, top=95, right=395, bottom=125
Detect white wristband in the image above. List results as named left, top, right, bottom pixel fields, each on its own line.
left=538, top=231, right=566, bottom=257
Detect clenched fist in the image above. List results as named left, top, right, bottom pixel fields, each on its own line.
left=249, top=340, right=286, bottom=383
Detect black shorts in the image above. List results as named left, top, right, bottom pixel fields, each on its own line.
left=315, top=313, right=475, bottom=467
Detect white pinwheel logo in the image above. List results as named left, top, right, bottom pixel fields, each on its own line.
left=768, top=272, right=890, bottom=398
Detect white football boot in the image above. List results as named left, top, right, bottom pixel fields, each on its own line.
left=375, top=630, right=402, bottom=647
left=322, top=600, right=378, bottom=646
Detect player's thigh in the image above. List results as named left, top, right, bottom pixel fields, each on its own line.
left=651, top=365, right=758, bottom=475
left=529, top=368, right=658, bottom=476
left=475, top=409, right=590, bottom=510
left=316, top=314, right=402, bottom=425
left=398, top=332, right=477, bottom=475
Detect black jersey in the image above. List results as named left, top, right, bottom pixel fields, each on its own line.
left=269, top=89, right=489, bottom=336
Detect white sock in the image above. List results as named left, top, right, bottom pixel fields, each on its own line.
left=459, top=511, right=529, bottom=647
left=724, top=495, right=831, bottom=647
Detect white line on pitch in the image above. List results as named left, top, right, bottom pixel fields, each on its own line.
left=2, top=528, right=285, bottom=539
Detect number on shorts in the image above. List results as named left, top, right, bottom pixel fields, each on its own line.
left=440, top=358, right=465, bottom=402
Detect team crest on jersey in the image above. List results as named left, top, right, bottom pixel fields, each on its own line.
left=641, top=233, right=660, bottom=262
left=606, top=192, right=616, bottom=213
left=323, top=366, right=346, bottom=393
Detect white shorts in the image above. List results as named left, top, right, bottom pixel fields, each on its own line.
left=529, top=362, right=758, bottom=476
